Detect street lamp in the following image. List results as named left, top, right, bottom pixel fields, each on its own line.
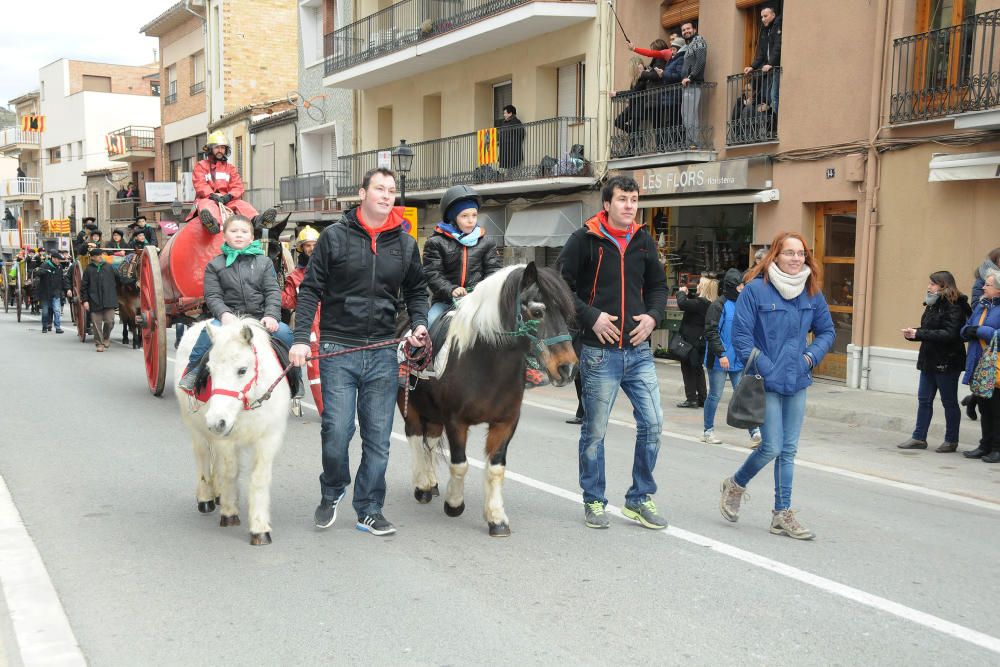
left=392, top=139, right=414, bottom=207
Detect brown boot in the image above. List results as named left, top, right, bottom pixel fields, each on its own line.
left=935, top=441, right=958, bottom=453
left=897, top=438, right=927, bottom=450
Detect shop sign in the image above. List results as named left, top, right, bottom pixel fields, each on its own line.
left=145, top=181, right=178, bottom=203
left=632, top=159, right=771, bottom=196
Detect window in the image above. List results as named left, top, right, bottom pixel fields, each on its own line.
left=493, top=81, right=513, bottom=126
left=213, top=5, right=222, bottom=88
left=76, top=141, right=83, bottom=161
left=82, top=75, right=112, bottom=93
left=300, top=1, right=324, bottom=63
left=151, top=81, right=160, bottom=96
left=915, top=0, right=978, bottom=91
left=741, top=0, right=784, bottom=66
left=166, top=65, right=178, bottom=104
left=557, top=62, right=585, bottom=118
left=48, top=146, right=61, bottom=164
left=191, top=52, right=205, bottom=94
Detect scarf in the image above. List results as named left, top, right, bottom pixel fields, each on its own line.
left=356, top=208, right=402, bottom=254
left=221, top=240, right=263, bottom=267
left=435, top=222, right=483, bottom=248
left=597, top=213, right=639, bottom=252
left=767, top=263, right=811, bottom=300
left=924, top=291, right=941, bottom=306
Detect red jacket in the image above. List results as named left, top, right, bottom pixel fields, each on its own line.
left=632, top=46, right=674, bottom=61
left=193, top=158, right=245, bottom=200
left=281, top=266, right=305, bottom=311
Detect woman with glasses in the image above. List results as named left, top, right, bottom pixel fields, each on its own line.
left=718, top=232, right=835, bottom=540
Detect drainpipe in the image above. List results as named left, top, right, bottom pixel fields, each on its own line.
left=857, top=0, right=892, bottom=390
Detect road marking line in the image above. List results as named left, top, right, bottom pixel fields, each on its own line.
left=522, top=398, right=1000, bottom=513
left=0, top=475, right=86, bottom=666
left=387, top=431, right=1000, bottom=655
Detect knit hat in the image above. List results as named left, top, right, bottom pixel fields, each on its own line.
left=670, top=36, right=686, bottom=49
left=445, top=197, right=479, bottom=225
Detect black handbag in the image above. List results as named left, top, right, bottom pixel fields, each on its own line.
left=667, top=333, right=693, bottom=361
left=727, top=349, right=766, bottom=429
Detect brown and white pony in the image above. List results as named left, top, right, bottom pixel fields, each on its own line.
left=398, top=262, right=577, bottom=536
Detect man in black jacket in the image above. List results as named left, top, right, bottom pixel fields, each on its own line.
left=290, top=167, right=429, bottom=537
left=81, top=248, right=125, bottom=352
left=744, top=6, right=782, bottom=115
left=558, top=175, right=669, bottom=531
left=36, top=251, right=71, bottom=333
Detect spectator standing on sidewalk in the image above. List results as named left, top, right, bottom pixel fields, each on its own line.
left=80, top=248, right=125, bottom=352
left=558, top=175, right=669, bottom=530
left=744, top=5, right=782, bottom=116
left=899, top=271, right=971, bottom=453
left=960, top=270, right=1000, bottom=463
left=675, top=275, right=714, bottom=408
left=702, top=268, right=761, bottom=445
left=719, top=232, right=835, bottom=540
left=680, top=21, right=708, bottom=149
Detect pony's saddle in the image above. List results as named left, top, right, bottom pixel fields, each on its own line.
left=188, top=337, right=303, bottom=402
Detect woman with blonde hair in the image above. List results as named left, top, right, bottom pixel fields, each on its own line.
left=675, top=274, right=717, bottom=408
left=718, top=232, right=835, bottom=540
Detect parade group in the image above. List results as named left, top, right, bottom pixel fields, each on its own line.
left=8, top=129, right=1000, bottom=543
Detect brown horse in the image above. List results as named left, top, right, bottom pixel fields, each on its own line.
left=398, top=262, right=577, bottom=536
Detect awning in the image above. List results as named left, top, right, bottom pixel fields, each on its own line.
left=929, top=152, right=1000, bottom=182
left=640, top=189, right=779, bottom=208
left=504, top=202, right=583, bottom=247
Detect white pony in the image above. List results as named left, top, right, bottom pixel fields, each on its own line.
left=175, top=317, right=290, bottom=546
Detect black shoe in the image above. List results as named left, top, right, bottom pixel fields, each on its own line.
left=356, top=512, right=396, bottom=536
left=565, top=416, right=583, bottom=425
left=314, top=491, right=346, bottom=529
left=55, top=328, right=64, bottom=334
left=676, top=400, right=699, bottom=409
left=199, top=208, right=220, bottom=234
left=697, top=399, right=705, bottom=407
left=983, top=451, right=1000, bottom=463
left=963, top=447, right=989, bottom=459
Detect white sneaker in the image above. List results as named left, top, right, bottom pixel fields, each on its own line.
left=750, top=428, right=762, bottom=446
left=702, top=429, right=723, bottom=444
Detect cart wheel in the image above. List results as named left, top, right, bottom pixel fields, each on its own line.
left=15, top=265, right=22, bottom=323
left=139, top=246, right=167, bottom=396
left=73, top=261, right=87, bottom=342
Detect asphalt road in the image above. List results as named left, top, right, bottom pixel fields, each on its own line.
left=1, top=309, right=999, bottom=665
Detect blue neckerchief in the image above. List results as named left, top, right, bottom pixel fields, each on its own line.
left=436, top=222, right=483, bottom=248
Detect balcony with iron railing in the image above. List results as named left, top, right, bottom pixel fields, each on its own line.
left=190, top=81, right=205, bottom=95
left=106, top=126, right=156, bottom=162
left=0, top=128, right=41, bottom=154
left=609, top=82, right=717, bottom=166
left=725, top=68, right=780, bottom=146
left=242, top=188, right=279, bottom=213
left=322, top=0, right=597, bottom=89
left=338, top=116, right=596, bottom=198
left=109, top=198, right=140, bottom=222
left=1, top=177, right=42, bottom=201
left=890, top=9, right=1000, bottom=125
left=280, top=171, right=343, bottom=211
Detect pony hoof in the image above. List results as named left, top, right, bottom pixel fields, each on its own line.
left=444, top=501, right=465, bottom=517
left=220, top=515, right=241, bottom=527
left=197, top=500, right=216, bottom=514
left=431, top=484, right=440, bottom=497
left=488, top=522, right=511, bottom=537
left=414, top=487, right=434, bottom=504
left=250, top=532, right=272, bottom=546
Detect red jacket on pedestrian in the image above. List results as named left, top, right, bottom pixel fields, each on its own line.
left=193, top=158, right=245, bottom=200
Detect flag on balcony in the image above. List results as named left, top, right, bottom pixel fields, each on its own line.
left=477, top=128, right=498, bottom=166
left=21, top=115, right=45, bottom=132
left=41, top=219, right=70, bottom=235
left=106, top=134, right=126, bottom=155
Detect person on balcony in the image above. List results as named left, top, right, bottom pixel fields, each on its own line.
left=659, top=36, right=688, bottom=150
left=497, top=105, right=525, bottom=172
left=729, top=79, right=771, bottom=144
left=680, top=21, right=708, bottom=150
left=124, top=182, right=137, bottom=199
left=190, top=130, right=277, bottom=234
left=626, top=38, right=675, bottom=89
left=744, top=6, right=782, bottom=117
left=16, top=166, right=25, bottom=193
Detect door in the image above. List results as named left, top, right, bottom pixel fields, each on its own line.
left=912, top=0, right=978, bottom=113
left=813, top=202, right=857, bottom=381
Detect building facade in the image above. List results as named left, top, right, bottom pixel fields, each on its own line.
left=1, top=91, right=45, bottom=253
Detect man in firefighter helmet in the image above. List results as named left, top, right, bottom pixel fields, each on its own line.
left=192, top=131, right=277, bottom=234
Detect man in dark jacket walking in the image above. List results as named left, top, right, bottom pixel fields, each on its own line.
left=36, top=250, right=71, bottom=333
left=559, top=175, right=669, bottom=531
left=290, top=167, right=429, bottom=537
left=81, top=248, right=124, bottom=351
left=744, top=6, right=782, bottom=115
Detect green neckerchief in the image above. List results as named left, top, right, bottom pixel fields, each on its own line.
left=221, top=240, right=263, bottom=267
left=92, top=259, right=104, bottom=272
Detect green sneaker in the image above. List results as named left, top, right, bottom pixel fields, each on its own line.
left=584, top=500, right=610, bottom=529
left=622, top=499, right=667, bottom=530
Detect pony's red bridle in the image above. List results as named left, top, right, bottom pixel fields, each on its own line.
left=206, top=347, right=260, bottom=411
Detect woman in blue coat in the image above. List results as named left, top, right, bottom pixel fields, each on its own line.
left=718, top=232, right=835, bottom=540
left=960, top=270, right=1000, bottom=463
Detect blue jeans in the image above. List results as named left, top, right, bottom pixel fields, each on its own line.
left=578, top=343, right=664, bottom=506
left=913, top=370, right=961, bottom=443
left=188, top=319, right=294, bottom=366
left=704, top=367, right=757, bottom=435
left=733, top=389, right=807, bottom=511
left=41, top=297, right=62, bottom=330
left=318, top=341, right=398, bottom=516
left=427, top=301, right=450, bottom=330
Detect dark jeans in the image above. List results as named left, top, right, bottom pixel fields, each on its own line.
left=679, top=355, right=707, bottom=403
left=978, top=391, right=1000, bottom=453
left=912, top=370, right=961, bottom=443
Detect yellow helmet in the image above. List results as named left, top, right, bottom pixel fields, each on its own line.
left=296, top=225, right=320, bottom=247
left=203, top=131, right=230, bottom=152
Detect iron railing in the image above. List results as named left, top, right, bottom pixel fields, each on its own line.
left=190, top=81, right=205, bottom=95
left=109, top=198, right=139, bottom=222
left=0, top=128, right=40, bottom=149
left=107, top=126, right=156, bottom=155
left=890, top=9, right=1000, bottom=123
left=610, top=82, right=716, bottom=158
left=1, top=177, right=42, bottom=198
left=164, top=93, right=177, bottom=105
left=280, top=171, right=342, bottom=210
left=725, top=68, right=781, bottom=146
left=338, top=116, right=595, bottom=194
left=243, top=188, right=279, bottom=212
left=324, top=0, right=532, bottom=75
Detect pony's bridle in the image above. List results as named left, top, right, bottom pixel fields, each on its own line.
left=206, top=347, right=261, bottom=411
left=511, top=296, right=573, bottom=356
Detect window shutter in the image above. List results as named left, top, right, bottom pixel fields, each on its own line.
left=735, top=0, right=760, bottom=8
left=557, top=65, right=577, bottom=117
left=660, top=0, right=699, bottom=29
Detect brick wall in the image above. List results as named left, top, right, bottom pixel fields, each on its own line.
left=222, top=0, right=299, bottom=112
left=162, top=54, right=207, bottom=124
left=67, top=61, right=159, bottom=97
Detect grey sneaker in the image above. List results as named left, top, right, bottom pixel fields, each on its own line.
left=356, top=512, right=396, bottom=536
left=622, top=499, right=667, bottom=530
left=584, top=500, right=610, bottom=529
left=720, top=477, right=747, bottom=522
left=702, top=429, right=723, bottom=444
left=177, top=366, right=200, bottom=392
left=314, top=491, right=346, bottom=529
left=770, top=509, right=815, bottom=540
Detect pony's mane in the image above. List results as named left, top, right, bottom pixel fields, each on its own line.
left=208, top=317, right=270, bottom=362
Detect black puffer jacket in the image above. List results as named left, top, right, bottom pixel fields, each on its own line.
left=914, top=294, right=972, bottom=373
left=81, top=261, right=123, bottom=311
left=422, top=229, right=502, bottom=305
left=34, top=260, right=70, bottom=301
left=203, top=253, right=281, bottom=321
left=676, top=289, right=710, bottom=357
